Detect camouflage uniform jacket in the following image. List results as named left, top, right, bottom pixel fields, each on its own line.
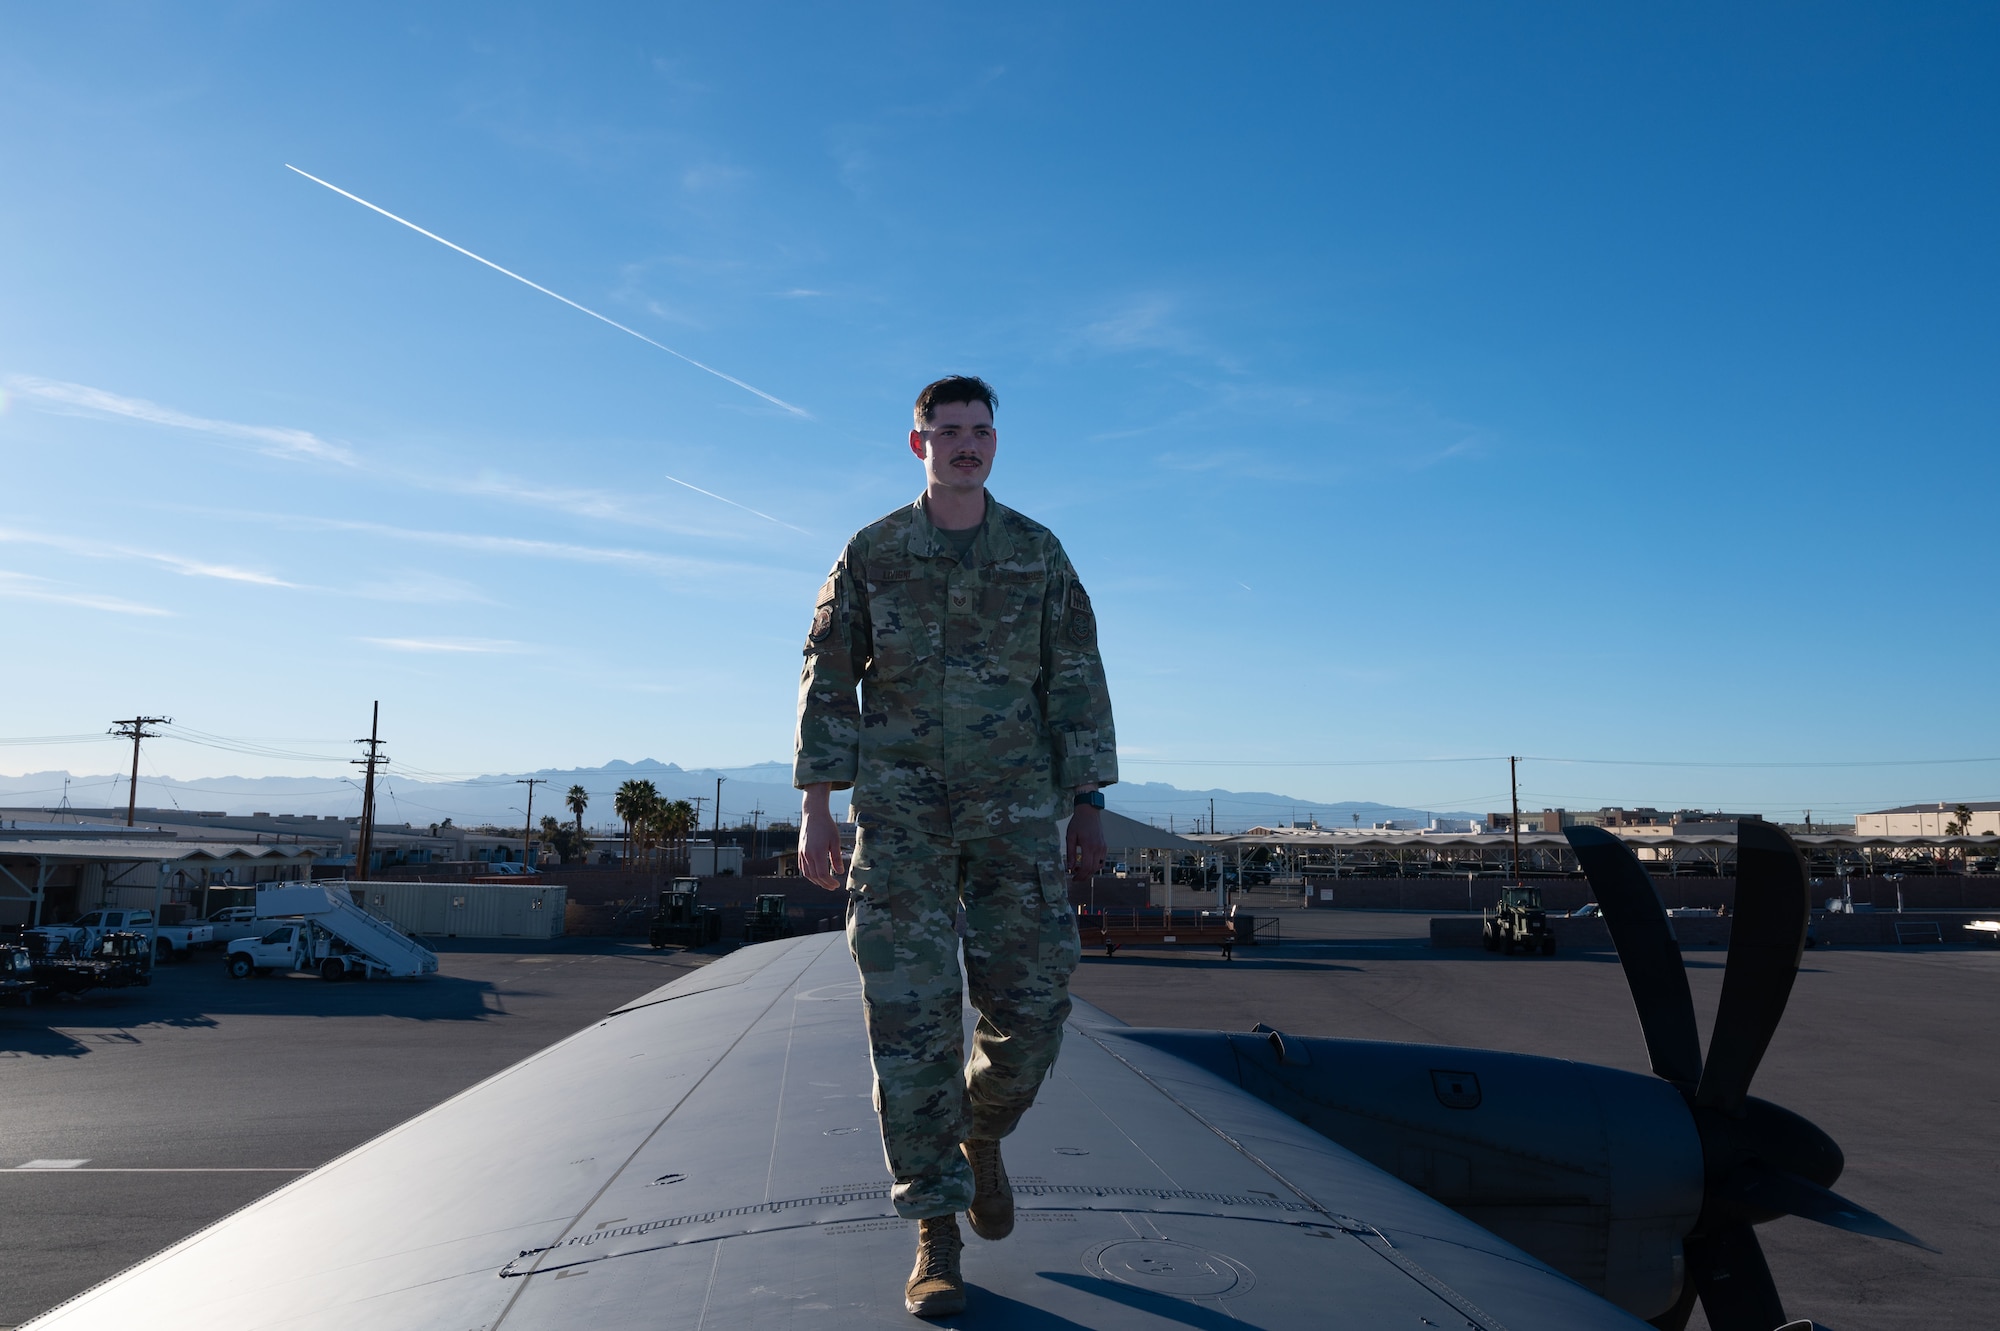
left=794, top=493, right=1118, bottom=840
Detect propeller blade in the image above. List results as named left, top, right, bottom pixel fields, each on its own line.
left=1695, top=821, right=1810, bottom=1112
left=1565, top=826, right=1704, bottom=1086
left=1687, top=1222, right=1786, bottom=1331
left=1721, top=1165, right=1938, bottom=1251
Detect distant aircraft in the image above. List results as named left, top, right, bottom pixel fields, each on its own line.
left=27, top=823, right=1920, bottom=1331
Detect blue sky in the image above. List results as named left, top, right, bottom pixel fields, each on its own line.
left=2, top=3, right=1995, bottom=822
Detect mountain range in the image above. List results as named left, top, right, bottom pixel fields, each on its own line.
left=0, top=761, right=1476, bottom=833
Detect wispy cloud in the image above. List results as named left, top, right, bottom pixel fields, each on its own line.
left=359, top=636, right=528, bottom=654
left=0, top=526, right=296, bottom=587
left=1081, top=296, right=1195, bottom=355
left=0, top=570, right=172, bottom=617
left=349, top=571, right=495, bottom=605
left=4, top=375, right=355, bottom=465
left=433, top=471, right=665, bottom=525
left=252, top=513, right=791, bottom=581
left=8, top=372, right=808, bottom=538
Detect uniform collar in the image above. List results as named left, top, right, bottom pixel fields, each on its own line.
left=909, top=492, right=1015, bottom=565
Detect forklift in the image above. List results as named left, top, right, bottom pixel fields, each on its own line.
left=743, top=894, right=790, bottom=944
left=648, top=877, right=722, bottom=949
left=1484, top=758, right=1556, bottom=956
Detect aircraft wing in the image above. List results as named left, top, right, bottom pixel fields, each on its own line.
left=26, top=933, right=1647, bottom=1330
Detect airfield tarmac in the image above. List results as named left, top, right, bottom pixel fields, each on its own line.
left=1, top=914, right=1992, bottom=1330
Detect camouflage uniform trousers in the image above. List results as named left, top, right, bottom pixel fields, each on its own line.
left=845, top=817, right=1081, bottom=1219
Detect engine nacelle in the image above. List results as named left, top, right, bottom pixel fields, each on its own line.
left=1121, top=1029, right=1702, bottom=1321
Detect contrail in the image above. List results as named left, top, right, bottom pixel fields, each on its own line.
left=285, top=164, right=811, bottom=419
left=663, top=472, right=811, bottom=535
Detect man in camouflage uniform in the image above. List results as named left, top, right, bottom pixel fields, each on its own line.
left=795, top=375, right=1117, bottom=1317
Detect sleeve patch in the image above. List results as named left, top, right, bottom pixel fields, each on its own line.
left=808, top=574, right=838, bottom=645
left=1066, top=582, right=1096, bottom=648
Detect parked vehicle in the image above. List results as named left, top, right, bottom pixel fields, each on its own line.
left=33, top=931, right=153, bottom=995
left=743, top=894, right=790, bottom=944
left=228, top=922, right=353, bottom=981
left=1483, top=886, right=1557, bottom=956
left=151, top=914, right=215, bottom=961
left=202, top=905, right=267, bottom=947
left=27, top=909, right=212, bottom=962
left=649, top=878, right=721, bottom=949
left=1, top=944, right=36, bottom=1005
left=229, top=883, right=438, bottom=980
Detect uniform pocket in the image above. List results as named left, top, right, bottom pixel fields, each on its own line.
left=846, top=844, right=897, bottom=974
left=1036, top=861, right=1080, bottom=971
left=1036, top=860, right=1069, bottom=907
left=867, top=578, right=933, bottom=682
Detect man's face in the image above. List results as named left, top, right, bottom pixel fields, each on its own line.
left=909, top=400, right=997, bottom=494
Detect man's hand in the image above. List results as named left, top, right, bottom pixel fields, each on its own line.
left=1066, top=802, right=1106, bottom=885
left=798, top=785, right=846, bottom=892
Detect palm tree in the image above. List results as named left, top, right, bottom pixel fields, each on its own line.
left=1946, top=804, right=1976, bottom=862
left=662, top=799, right=696, bottom=873
left=636, top=787, right=676, bottom=871
left=566, top=785, right=589, bottom=841
left=614, top=779, right=656, bottom=870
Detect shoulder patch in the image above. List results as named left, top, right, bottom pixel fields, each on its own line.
left=1066, top=581, right=1097, bottom=648
left=808, top=574, right=838, bottom=645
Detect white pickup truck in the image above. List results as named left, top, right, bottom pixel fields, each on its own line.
left=29, top=909, right=214, bottom=963
left=227, top=921, right=369, bottom=981
left=201, top=905, right=267, bottom=947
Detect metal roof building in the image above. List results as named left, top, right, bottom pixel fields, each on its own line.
left=1177, top=827, right=2000, bottom=879
left=0, top=840, right=322, bottom=927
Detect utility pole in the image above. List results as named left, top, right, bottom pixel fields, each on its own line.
left=517, top=778, right=548, bottom=867
left=1509, top=755, right=1523, bottom=887
left=1210, top=797, right=1217, bottom=835
left=109, top=716, right=170, bottom=827
left=748, top=806, right=765, bottom=867
left=352, top=703, right=387, bottom=881
left=688, top=795, right=705, bottom=872
left=713, top=777, right=726, bottom=876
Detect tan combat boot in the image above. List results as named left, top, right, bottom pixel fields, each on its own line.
left=962, top=1137, right=1014, bottom=1240
left=904, top=1214, right=966, bottom=1317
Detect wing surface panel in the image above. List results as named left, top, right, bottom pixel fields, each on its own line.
left=28, top=934, right=1648, bottom=1331
left=26, top=935, right=828, bottom=1331
left=611, top=934, right=817, bottom=1013
left=1075, top=1017, right=1649, bottom=1329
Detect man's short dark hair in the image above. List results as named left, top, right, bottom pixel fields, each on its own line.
left=914, top=375, right=998, bottom=427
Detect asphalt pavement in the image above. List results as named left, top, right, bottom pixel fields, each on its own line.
left=0, top=939, right=713, bottom=1328
left=3, top=914, right=1993, bottom=1331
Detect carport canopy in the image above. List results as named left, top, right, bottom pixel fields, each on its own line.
left=0, top=840, right=322, bottom=925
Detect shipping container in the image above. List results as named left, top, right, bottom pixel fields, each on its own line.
left=346, top=882, right=567, bottom=940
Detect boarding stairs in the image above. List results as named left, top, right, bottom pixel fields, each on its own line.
left=254, top=882, right=440, bottom=978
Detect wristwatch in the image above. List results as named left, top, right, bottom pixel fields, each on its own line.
left=1072, top=790, right=1106, bottom=810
